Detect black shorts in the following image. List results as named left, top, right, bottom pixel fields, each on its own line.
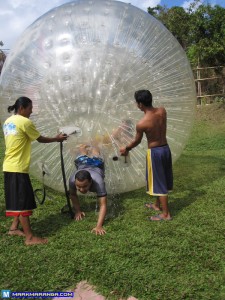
left=4, top=172, right=37, bottom=217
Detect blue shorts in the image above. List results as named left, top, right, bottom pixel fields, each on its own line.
left=75, top=155, right=104, bottom=170
left=146, top=145, right=173, bottom=196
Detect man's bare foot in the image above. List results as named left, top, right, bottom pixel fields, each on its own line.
left=78, top=144, right=90, bottom=155
left=145, top=203, right=161, bottom=211
left=149, top=214, right=172, bottom=221
left=25, top=236, right=48, bottom=246
left=8, top=229, right=25, bottom=236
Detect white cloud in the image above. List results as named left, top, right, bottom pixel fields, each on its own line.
left=121, top=0, right=161, bottom=11
left=0, top=0, right=161, bottom=49
left=0, top=9, right=13, bottom=16
left=181, top=0, right=203, bottom=10
left=0, top=0, right=68, bottom=48
left=9, top=0, right=32, bottom=9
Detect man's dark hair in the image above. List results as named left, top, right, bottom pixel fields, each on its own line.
left=75, top=170, right=92, bottom=182
left=134, top=90, right=152, bottom=107
left=7, top=96, right=32, bottom=113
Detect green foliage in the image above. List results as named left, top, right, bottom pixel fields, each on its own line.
left=148, top=6, right=191, bottom=50
left=0, top=105, right=225, bottom=299
left=148, top=1, right=225, bottom=67
left=187, top=4, right=225, bottom=66
left=166, top=7, right=191, bottom=49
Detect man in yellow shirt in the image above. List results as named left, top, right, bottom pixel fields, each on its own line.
left=3, top=96, right=67, bottom=245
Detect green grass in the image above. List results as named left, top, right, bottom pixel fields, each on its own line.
left=0, top=103, right=225, bottom=300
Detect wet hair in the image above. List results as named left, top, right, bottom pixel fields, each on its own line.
left=75, top=170, right=92, bottom=182
left=134, top=90, right=152, bottom=107
left=7, top=96, right=32, bottom=113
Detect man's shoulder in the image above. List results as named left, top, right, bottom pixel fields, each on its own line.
left=136, top=118, right=148, bottom=132
left=154, top=106, right=167, bottom=117
left=156, top=106, right=166, bottom=112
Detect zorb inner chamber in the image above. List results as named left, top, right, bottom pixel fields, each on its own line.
left=0, top=0, right=196, bottom=194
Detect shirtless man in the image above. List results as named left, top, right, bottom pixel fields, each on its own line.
left=69, top=144, right=107, bottom=235
left=120, top=90, right=173, bottom=221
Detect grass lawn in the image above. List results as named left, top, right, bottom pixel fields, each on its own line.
left=0, top=103, right=225, bottom=300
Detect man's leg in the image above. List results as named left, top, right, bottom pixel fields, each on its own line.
left=150, top=195, right=172, bottom=220
left=78, top=144, right=89, bottom=155
left=19, top=215, right=48, bottom=245
left=155, top=197, right=161, bottom=210
left=145, top=197, right=161, bottom=211
left=159, top=195, right=170, bottom=217
left=90, top=145, right=101, bottom=157
left=8, top=216, right=25, bottom=236
left=78, top=144, right=101, bottom=157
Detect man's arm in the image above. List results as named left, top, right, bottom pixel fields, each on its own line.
left=37, top=133, right=67, bottom=143
left=70, top=191, right=85, bottom=220
left=91, top=196, right=107, bottom=235
left=120, top=124, right=144, bottom=156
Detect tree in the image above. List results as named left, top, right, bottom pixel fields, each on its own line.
left=148, top=5, right=191, bottom=49
left=148, top=1, right=225, bottom=67
left=187, top=4, right=225, bottom=66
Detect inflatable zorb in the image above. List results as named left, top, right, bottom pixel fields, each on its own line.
left=0, top=0, right=196, bottom=194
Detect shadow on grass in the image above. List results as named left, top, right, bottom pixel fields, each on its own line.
left=76, top=194, right=125, bottom=224
left=31, top=212, right=74, bottom=237
left=29, top=192, right=126, bottom=235
left=99, top=151, right=225, bottom=219
left=2, top=152, right=225, bottom=235
left=170, top=153, right=225, bottom=215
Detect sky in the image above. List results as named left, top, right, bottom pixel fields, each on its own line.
left=0, top=0, right=224, bottom=50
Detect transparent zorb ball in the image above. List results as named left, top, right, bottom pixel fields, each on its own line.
left=0, top=0, right=196, bottom=194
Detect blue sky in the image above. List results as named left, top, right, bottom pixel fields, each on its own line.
left=0, top=0, right=224, bottom=50
left=161, top=0, right=224, bottom=8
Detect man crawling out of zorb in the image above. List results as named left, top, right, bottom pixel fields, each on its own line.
left=69, top=144, right=107, bottom=235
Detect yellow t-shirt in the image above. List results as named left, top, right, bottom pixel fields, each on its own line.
left=3, top=115, right=40, bottom=173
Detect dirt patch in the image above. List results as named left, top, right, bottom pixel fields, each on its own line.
left=53, top=281, right=138, bottom=300
left=196, top=103, right=225, bottom=124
